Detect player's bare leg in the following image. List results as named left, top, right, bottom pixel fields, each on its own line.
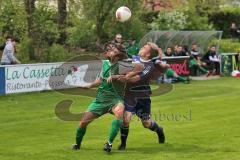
left=73, top=112, right=98, bottom=150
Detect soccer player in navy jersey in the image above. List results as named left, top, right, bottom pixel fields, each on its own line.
left=117, top=42, right=165, bottom=150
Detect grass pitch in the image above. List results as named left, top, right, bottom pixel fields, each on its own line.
left=0, top=77, right=240, bottom=160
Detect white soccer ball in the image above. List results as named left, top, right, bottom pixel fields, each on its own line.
left=116, top=6, right=132, bottom=22
left=231, top=70, right=240, bottom=77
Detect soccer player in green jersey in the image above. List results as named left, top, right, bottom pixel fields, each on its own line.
left=72, top=46, right=127, bottom=152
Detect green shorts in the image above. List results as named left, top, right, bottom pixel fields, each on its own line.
left=87, top=96, right=124, bottom=116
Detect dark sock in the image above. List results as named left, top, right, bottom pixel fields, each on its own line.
left=149, top=121, right=165, bottom=143
left=149, top=121, right=161, bottom=133
left=76, top=127, right=86, bottom=147
left=120, top=126, right=129, bottom=146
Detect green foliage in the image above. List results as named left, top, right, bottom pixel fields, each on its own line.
left=184, top=0, right=214, bottom=30
left=43, top=44, right=69, bottom=62
left=150, top=11, right=188, bottom=30
left=141, top=11, right=159, bottom=24
left=193, top=0, right=223, bottom=16
left=67, top=18, right=96, bottom=49
left=209, top=7, right=240, bottom=38
left=185, top=11, right=213, bottom=30
left=105, top=14, right=147, bottom=42
left=80, top=0, right=145, bottom=42
left=219, top=39, right=240, bottom=53
left=33, top=5, right=59, bottom=46
left=105, top=0, right=147, bottom=41
left=17, top=37, right=33, bottom=63
left=0, top=1, right=27, bottom=38
left=2, top=0, right=239, bottom=63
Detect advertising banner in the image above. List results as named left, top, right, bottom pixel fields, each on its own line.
left=3, top=61, right=101, bottom=94
left=162, top=56, right=190, bottom=76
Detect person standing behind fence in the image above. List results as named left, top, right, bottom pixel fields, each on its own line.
left=111, top=34, right=127, bottom=54
left=1, top=36, right=21, bottom=65
left=230, top=22, right=239, bottom=41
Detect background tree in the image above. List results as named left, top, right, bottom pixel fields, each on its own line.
left=150, top=10, right=188, bottom=30
left=24, top=0, right=36, bottom=60
left=81, top=0, right=118, bottom=43
left=57, top=0, right=67, bottom=44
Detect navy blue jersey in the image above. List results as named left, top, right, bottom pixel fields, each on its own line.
left=125, top=56, right=155, bottom=106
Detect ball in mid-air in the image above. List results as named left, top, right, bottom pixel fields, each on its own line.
left=116, top=6, right=131, bottom=22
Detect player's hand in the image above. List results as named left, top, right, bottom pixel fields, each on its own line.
left=107, top=77, right=112, bottom=83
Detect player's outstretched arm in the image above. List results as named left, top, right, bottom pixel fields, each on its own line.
left=106, top=63, right=144, bottom=83
left=118, top=74, right=141, bottom=83
left=116, top=63, right=144, bottom=83
left=78, top=78, right=101, bottom=89
left=124, top=63, right=144, bottom=79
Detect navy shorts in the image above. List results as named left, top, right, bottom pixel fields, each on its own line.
left=125, top=98, right=151, bottom=121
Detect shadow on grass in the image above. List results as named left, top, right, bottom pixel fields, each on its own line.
left=112, top=143, right=217, bottom=155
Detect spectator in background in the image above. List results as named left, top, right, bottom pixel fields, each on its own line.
left=189, top=44, right=210, bottom=76
left=164, top=47, right=173, bottom=57
left=183, top=45, right=191, bottom=56
left=111, top=34, right=126, bottom=54
left=125, top=38, right=140, bottom=58
left=202, top=46, right=220, bottom=75
left=173, top=45, right=187, bottom=56
left=1, top=37, right=21, bottom=65
left=174, top=45, right=178, bottom=53
left=152, top=47, right=190, bottom=84
left=230, top=22, right=239, bottom=41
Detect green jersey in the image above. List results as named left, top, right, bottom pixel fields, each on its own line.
left=87, top=60, right=125, bottom=116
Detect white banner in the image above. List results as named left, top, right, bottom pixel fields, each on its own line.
left=5, top=61, right=102, bottom=94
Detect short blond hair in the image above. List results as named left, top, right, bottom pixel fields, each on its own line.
left=146, top=42, right=159, bottom=59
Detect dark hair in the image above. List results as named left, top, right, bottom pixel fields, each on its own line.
left=12, top=37, right=20, bottom=43
left=6, top=35, right=12, bottom=40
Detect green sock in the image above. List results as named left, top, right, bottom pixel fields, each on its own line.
left=108, top=119, right=123, bottom=144
left=199, top=66, right=208, bottom=74
left=177, top=76, right=187, bottom=82
left=76, top=127, right=86, bottom=146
